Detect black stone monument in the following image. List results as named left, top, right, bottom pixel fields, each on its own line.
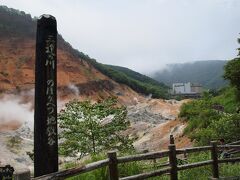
left=34, top=14, right=58, bottom=177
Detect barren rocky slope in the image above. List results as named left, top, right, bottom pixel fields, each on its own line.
left=127, top=99, right=191, bottom=152
left=0, top=94, right=191, bottom=172
left=0, top=37, right=142, bottom=105
left=0, top=37, right=191, bottom=169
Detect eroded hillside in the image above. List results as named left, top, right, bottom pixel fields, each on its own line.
left=0, top=95, right=191, bottom=171
left=0, top=37, right=142, bottom=105
left=126, top=99, right=191, bottom=151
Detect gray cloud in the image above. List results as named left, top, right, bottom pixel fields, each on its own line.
left=2, top=0, right=240, bottom=73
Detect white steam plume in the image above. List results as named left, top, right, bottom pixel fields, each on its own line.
left=67, top=84, right=80, bottom=96
left=0, top=89, right=70, bottom=132
left=0, top=95, right=33, bottom=130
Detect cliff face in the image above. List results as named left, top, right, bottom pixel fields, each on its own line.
left=0, top=37, right=142, bottom=104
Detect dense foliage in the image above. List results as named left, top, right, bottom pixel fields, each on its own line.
left=58, top=98, right=133, bottom=158
left=152, top=60, right=228, bottom=89
left=179, top=87, right=240, bottom=145
left=224, top=58, right=240, bottom=100
left=0, top=6, right=36, bottom=37
left=107, top=65, right=166, bottom=88
left=86, top=60, right=169, bottom=99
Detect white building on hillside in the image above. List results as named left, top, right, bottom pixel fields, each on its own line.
left=172, top=82, right=202, bottom=95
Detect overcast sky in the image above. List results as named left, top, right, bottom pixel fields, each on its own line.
left=2, top=0, right=240, bottom=73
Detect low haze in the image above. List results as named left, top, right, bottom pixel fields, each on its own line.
left=2, top=0, right=240, bottom=73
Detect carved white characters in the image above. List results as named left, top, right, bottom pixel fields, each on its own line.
left=45, top=35, right=56, bottom=146
left=45, top=35, right=55, bottom=70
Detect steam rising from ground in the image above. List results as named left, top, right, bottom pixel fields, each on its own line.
left=0, top=93, right=34, bottom=130
left=0, top=87, right=74, bottom=132
left=67, top=84, right=80, bottom=96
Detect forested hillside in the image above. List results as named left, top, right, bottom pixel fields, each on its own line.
left=152, top=60, right=228, bottom=89
left=179, top=87, right=240, bottom=145
left=93, top=64, right=169, bottom=98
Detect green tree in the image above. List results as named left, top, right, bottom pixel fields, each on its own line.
left=224, top=38, right=240, bottom=99
left=212, top=113, right=240, bottom=143
left=58, top=97, right=133, bottom=158
left=224, top=59, right=240, bottom=90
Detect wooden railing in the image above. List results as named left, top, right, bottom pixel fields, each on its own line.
left=33, top=138, right=240, bottom=180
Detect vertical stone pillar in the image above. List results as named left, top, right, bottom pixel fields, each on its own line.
left=34, top=14, right=58, bottom=177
